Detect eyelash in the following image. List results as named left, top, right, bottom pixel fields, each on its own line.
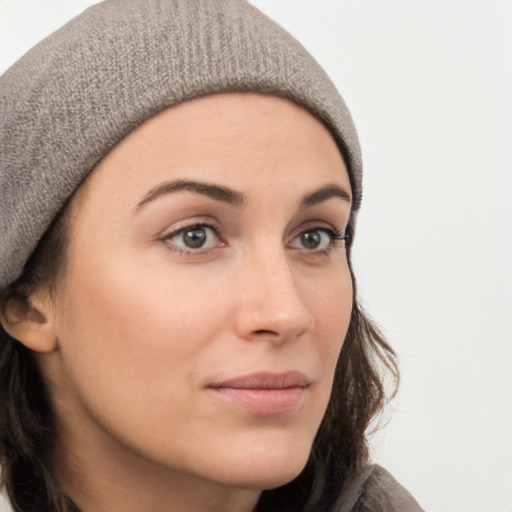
left=291, top=226, right=348, bottom=256
left=320, top=228, right=348, bottom=246
left=162, top=221, right=224, bottom=257
left=161, top=221, right=348, bottom=257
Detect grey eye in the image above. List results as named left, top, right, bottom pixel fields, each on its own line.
left=290, top=229, right=332, bottom=251
left=166, top=225, right=219, bottom=250
left=182, top=227, right=208, bottom=248
left=301, top=231, right=322, bottom=249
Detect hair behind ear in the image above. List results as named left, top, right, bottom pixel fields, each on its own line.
left=0, top=205, right=78, bottom=511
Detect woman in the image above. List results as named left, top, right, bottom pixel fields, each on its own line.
left=0, top=1, right=423, bottom=511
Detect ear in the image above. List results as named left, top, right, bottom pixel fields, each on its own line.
left=0, top=287, right=58, bottom=353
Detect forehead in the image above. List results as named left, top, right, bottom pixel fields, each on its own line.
left=74, top=92, right=350, bottom=210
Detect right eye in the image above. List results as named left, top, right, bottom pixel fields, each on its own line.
left=163, top=223, right=221, bottom=252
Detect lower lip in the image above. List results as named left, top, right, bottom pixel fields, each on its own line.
left=209, top=387, right=305, bottom=415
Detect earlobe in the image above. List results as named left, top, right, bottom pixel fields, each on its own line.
left=0, top=287, right=58, bottom=353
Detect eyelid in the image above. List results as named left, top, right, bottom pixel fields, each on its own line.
left=287, top=220, right=348, bottom=254
left=160, top=217, right=226, bottom=255
left=161, top=216, right=222, bottom=238
left=288, top=220, right=344, bottom=241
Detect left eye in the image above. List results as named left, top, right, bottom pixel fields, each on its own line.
left=165, top=224, right=219, bottom=250
left=290, top=229, right=339, bottom=251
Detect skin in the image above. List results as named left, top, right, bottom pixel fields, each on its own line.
left=2, top=93, right=353, bottom=512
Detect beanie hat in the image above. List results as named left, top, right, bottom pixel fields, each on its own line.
left=0, top=0, right=362, bottom=290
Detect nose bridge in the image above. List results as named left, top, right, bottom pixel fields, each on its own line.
left=234, top=240, right=314, bottom=342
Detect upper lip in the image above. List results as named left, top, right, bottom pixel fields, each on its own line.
left=209, top=371, right=310, bottom=390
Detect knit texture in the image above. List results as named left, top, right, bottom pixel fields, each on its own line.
left=0, top=0, right=362, bottom=289
left=333, top=465, right=424, bottom=512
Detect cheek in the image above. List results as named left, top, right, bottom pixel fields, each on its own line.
left=297, top=264, right=353, bottom=404
left=54, top=255, right=231, bottom=399
left=308, top=268, right=353, bottom=352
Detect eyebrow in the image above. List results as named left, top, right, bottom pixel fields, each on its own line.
left=133, top=179, right=351, bottom=213
left=300, top=184, right=351, bottom=209
left=133, top=179, right=246, bottom=212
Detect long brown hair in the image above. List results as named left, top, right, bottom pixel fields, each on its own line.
left=0, top=208, right=398, bottom=512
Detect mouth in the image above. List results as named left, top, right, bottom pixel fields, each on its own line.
left=207, top=371, right=310, bottom=416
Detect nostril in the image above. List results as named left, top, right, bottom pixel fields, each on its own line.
left=253, top=329, right=279, bottom=336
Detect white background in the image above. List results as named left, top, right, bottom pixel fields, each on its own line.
left=1, top=1, right=511, bottom=511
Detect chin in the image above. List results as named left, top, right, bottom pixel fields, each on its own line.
left=207, top=440, right=312, bottom=491
left=221, top=463, right=308, bottom=491
left=246, top=465, right=308, bottom=491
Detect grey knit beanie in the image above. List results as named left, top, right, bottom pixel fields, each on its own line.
left=0, top=0, right=362, bottom=290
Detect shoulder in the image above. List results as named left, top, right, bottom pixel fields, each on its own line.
left=333, top=464, right=424, bottom=512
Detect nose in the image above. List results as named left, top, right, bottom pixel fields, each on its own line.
left=232, top=247, right=314, bottom=345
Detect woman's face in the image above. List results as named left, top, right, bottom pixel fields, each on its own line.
left=40, top=93, right=353, bottom=496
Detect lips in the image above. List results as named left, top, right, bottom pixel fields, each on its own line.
left=208, top=371, right=309, bottom=415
